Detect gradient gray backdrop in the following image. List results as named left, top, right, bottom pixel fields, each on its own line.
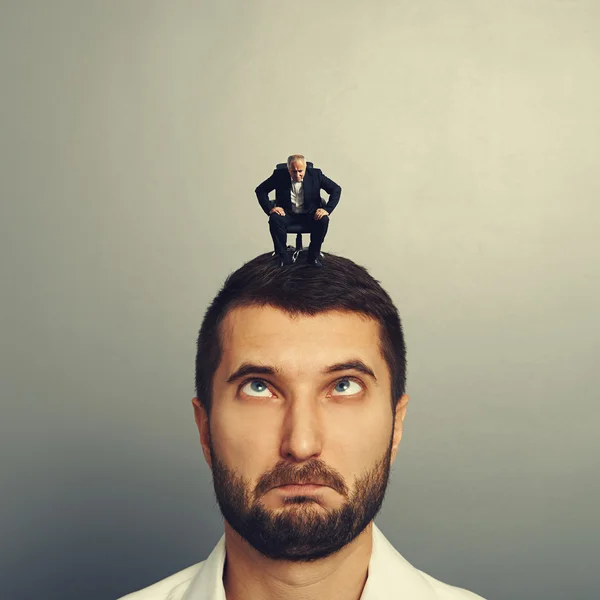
left=1, top=1, right=599, bottom=599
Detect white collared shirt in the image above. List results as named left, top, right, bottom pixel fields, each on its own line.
left=118, top=523, right=487, bottom=600
left=290, top=178, right=305, bottom=213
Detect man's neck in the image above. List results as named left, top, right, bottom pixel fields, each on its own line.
left=223, top=522, right=373, bottom=600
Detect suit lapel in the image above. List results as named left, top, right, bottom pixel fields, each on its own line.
left=303, top=169, right=312, bottom=198
left=302, top=169, right=314, bottom=210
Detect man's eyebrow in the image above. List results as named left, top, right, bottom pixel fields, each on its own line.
left=323, top=360, right=378, bottom=383
left=226, top=363, right=279, bottom=384
left=225, top=360, right=378, bottom=385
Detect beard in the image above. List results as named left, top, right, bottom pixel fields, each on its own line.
left=207, top=428, right=394, bottom=562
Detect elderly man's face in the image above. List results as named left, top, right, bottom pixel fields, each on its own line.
left=193, top=306, right=408, bottom=562
left=288, top=160, right=306, bottom=182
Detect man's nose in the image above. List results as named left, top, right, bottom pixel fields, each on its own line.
left=280, top=400, right=323, bottom=462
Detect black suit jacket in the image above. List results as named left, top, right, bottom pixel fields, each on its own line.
left=255, top=167, right=342, bottom=216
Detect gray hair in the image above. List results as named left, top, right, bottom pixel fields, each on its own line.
left=287, top=154, right=306, bottom=168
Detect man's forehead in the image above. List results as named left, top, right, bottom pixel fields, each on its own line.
left=223, top=304, right=373, bottom=327
left=216, top=306, right=391, bottom=387
left=220, top=305, right=382, bottom=354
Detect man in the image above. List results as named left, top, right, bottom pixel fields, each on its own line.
left=255, top=154, right=341, bottom=267
left=119, top=253, right=487, bottom=600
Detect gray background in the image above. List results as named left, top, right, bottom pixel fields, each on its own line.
left=1, top=1, right=599, bottom=599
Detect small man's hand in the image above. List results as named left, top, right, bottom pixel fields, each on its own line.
left=270, top=207, right=286, bottom=216
left=314, top=208, right=329, bottom=220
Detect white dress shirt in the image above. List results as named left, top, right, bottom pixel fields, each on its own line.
left=118, top=523, right=487, bottom=600
left=290, top=179, right=305, bottom=213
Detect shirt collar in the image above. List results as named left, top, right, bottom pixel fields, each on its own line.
left=181, top=523, right=437, bottom=600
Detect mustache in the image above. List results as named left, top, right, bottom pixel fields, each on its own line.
left=254, top=459, right=348, bottom=498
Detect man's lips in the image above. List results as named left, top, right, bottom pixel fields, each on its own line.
left=276, top=483, right=327, bottom=493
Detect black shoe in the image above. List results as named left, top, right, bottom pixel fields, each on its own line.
left=278, top=253, right=293, bottom=267
left=306, top=257, right=323, bottom=267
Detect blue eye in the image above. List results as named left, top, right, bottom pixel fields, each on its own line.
left=332, top=379, right=362, bottom=395
left=241, top=379, right=273, bottom=397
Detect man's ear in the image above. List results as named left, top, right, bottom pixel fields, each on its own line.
left=192, top=397, right=213, bottom=470
left=390, top=394, right=409, bottom=464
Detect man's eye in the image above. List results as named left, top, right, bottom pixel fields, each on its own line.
left=331, top=378, right=363, bottom=396
left=240, top=379, right=274, bottom=397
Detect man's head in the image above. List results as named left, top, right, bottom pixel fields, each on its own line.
left=287, top=154, right=306, bottom=182
left=193, top=253, right=408, bottom=562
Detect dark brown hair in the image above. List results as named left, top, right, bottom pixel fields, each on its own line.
left=195, top=252, right=406, bottom=417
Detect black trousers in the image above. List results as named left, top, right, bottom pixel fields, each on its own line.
left=269, top=212, right=330, bottom=260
